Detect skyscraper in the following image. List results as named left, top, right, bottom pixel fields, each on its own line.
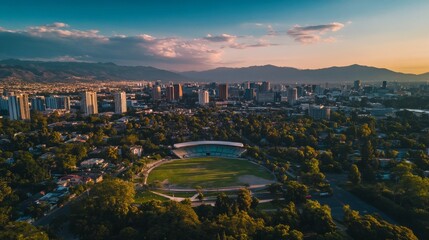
left=242, top=81, right=250, bottom=90
left=261, top=81, right=271, bottom=92
left=0, top=96, right=8, bottom=112
left=354, top=80, right=362, bottom=90
left=81, top=91, right=98, bottom=115
left=218, top=83, right=228, bottom=100
left=152, top=86, right=161, bottom=101
left=198, top=89, right=209, bottom=105
left=46, top=96, right=71, bottom=110
left=173, top=84, right=182, bottom=100
left=288, top=88, right=298, bottom=105
left=8, top=94, right=30, bottom=120
left=114, top=91, right=127, bottom=114
left=166, top=85, right=175, bottom=101
left=31, top=96, right=46, bottom=111
left=244, top=88, right=256, bottom=100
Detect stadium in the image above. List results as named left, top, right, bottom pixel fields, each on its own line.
left=147, top=141, right=275, bottom=190
left=172, top=140, right=247, bottom=159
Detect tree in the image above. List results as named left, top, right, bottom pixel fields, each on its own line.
left=274, top=202, right=300, bottom=228
left=284, top=181, right=309, bottom=203
left=343, top=205, right=418, bottom=240
left=214, top=193, right=237, bottom=216
left=0, top=180, right=12, bottom=203
left=12, top=151, right=48, bottom=184
left=56, top=153, right=77, bottom=172
left=48, top=131, right=62, bottom=145
left=258, top=224, right=303, bottom=240
left=237, top=188, right=252, bottom=212
left=71, top=179, right=135, bottom=239
left=105, top=146, right=119, bottom=163
left=301, top=200, right=336, bottom=234
left=358, top=124, right=372, bottom=140
left=209, top=211, right=265, bottom=239
left=0, top=221, right=49, bottom=240
left=146, top=201, right=202, bottom=240
left=348, top=164, right=361, bottom=185
left=361, top=140, right=375, bottom=165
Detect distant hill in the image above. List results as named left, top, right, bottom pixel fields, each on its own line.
left=0, top=59, right=187, bottom=82
left=182, top=64, right=429, bottom=83
left=1, top=59, right=428, bottom=83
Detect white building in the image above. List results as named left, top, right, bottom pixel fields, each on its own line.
left=288, top=87, right=298, bottom=105
left=114, top=91, right=127, bottom=114
left=81, top=91, right=98, bottom=115
left=198, top=89, right=209, bottom=105
left=8, top=94, right=30, bottom=120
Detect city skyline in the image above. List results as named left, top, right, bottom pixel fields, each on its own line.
left=1, top=0, right=429, bottom=73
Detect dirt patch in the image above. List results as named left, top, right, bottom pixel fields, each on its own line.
left=238, top=175, right=274, bottom=185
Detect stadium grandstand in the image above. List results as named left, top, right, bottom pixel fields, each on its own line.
left=172, top=141, right=246, bottom=159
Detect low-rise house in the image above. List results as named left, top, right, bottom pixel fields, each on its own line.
left=130, top=146, right=143, bottom=157
left=80, top=158, right=106, bottom=169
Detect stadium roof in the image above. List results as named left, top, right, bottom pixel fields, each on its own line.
left=174, top=141, right=244, bottom=149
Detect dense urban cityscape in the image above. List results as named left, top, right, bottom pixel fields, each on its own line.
left=0, top=78, right=428, bottom=239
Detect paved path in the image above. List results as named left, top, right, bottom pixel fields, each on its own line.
left=150, top=191, right=186, bottom=201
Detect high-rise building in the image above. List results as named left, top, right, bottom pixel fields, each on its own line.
left=31, top=96, right=46, bottom=111
left=382, top=81, right=387, bottom=89
left=309, top=105, right=331, bottom=120
left=8, top=94, right=30, bottom=120
left=244, top=88, right=256, bottom=100
left=173, top=84, right=183, bottom=100
left=81, top=91, right=98, bottom=115
left=354, top=80, right=362, bottom=90
left=0, top=96, right=9, bottom=112
left=166, top=85, right=175, bottom=101
left=256, top=92, right=275, bottom=103
left=218, top=83, right=228, bottom=100
left=46, top=96, right=70, bottom=110
left=243, top=81, right=250, bottom=90
left=261, top=81, right=271, bottom=92
left=114, top=91, right=127, bottom=114
left=198, top=89, right=209, bottom=105
left=8, top=96, right=19, bottom=120
left=288, top=88, right=298, bottom=105
left=152, top=86, right=161, bottom=101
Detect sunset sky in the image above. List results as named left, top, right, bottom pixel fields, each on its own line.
left=1, top=0, right=428, bottom=73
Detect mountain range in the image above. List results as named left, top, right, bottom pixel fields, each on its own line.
left=1, top=59, right=428, bottom=83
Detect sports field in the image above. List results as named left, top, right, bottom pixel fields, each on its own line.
left=147, top=157, right=274, bottom=189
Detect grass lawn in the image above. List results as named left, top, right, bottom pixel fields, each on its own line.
left=134, top=191, right=168, bottom=203
left=256, top=202, right=279, bottom=211
left=147, top=157, right=274, bottom=189
left=156, top=190, right=196, bottom=198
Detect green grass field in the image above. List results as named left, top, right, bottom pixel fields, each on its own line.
left=134, top=191, right=168, bottom=203
left=147, top=157, right=274, bottom=189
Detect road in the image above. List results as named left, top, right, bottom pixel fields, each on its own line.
left=33, top=190, right=89, bottom=226
left=317, top=173, right=396, bottom=223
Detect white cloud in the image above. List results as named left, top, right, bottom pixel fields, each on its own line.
left=204, top=34, right=237, bottom=43
left=0, top=22, right=278, bottom=70
left=287, top=22, right=345, bottom=44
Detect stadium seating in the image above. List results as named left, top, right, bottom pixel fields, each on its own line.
left=172, top=141, right=246, bottom=159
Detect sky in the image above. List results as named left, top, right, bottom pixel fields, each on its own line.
left=0, top=0, right=428, bottom=73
